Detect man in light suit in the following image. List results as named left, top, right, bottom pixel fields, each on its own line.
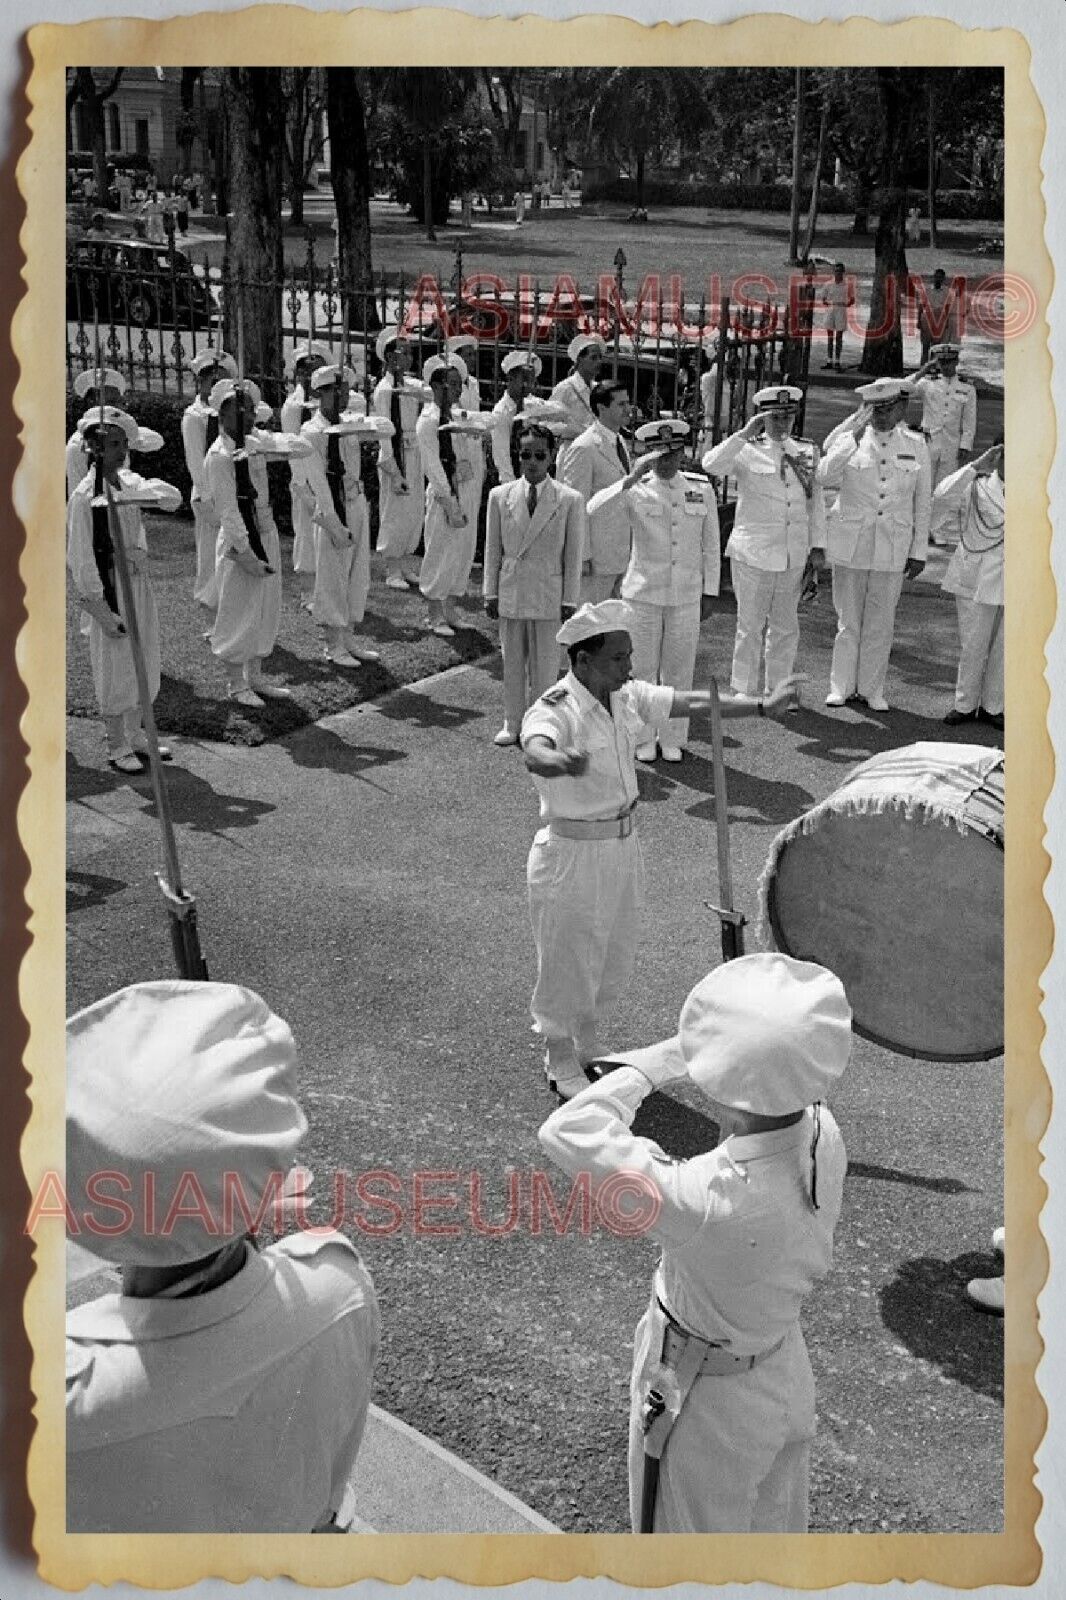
left=560, top=378, right=634, bottom=604
left=483, top=422, right=585, bottom=746
left=817, top=377, right=931, bottom=712
left=550, top=334, right=605, bottom=474
left=703, top=384, right=825, bottom=699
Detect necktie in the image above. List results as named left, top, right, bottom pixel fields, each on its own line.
left=528, top=483, right=538, bottom=516
left=616, top=435, right=630, bottom=472
left=390, top=378, right=405, bottom=474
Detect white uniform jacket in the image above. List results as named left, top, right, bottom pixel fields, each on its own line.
left=490, top=393, right=520, bottom=482
left=560, top=420, right=632, bottom=576
left=181, top=396, right=218, bottom=508
left=300, top=405, right=367, bottom=544
left=281, top=385, right=316, bottom=510
left=549, top=370, right=595, bottom=438
left=66, top=432, right=91, bottom=500
left=521, top=672, right=674, bottom=822
left=67, top=468, right=181, bottom=609
left=936, top=465, right=1004, bottom=606
left=703, top=432, right=825, bottom=570
left=818, top=425, right=931, bottom=570
left=590, top=472, right=720, bottom=606
left=912, top=374, right=977, bottom=452
left=483, top=475, right=585, bottom=619
left=205, top=432, right=282, bottom=557
left=372, top=375, right=425, bottom=482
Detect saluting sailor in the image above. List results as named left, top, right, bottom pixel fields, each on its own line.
left=301, top=363, right=391, bottom=669
left=372, top=327, right=427, bottom=590
left=445, top=332, right=487, bottom=529
left=281, top=340, right=330, bottom=609
left=66, top=406, right=182, bottom=773
left=589, top=416, right=720, bottom=763
left=934, top=441, right=1005, bottom=731
left=559, top=377, right=635, bottom=605
left=206, top=377, right=313, bottom=707
left=417, top=353, right=482, bottom=637
left=703, top=385, right=825, bottom=701
left=182, top=349, right=238, bottom=616
left=490, top=351, right=542, bottom=485
left=483, top=419, right=585, bottom=746
left=909, top=342, right=978, bottom=491
left=817, top=377, right=931, bottom=711
left=538, top=953, right=850, bottom=1533
left=521, top=599, right=799, bottom=1099
left=550, top=334, right=606, bottom=474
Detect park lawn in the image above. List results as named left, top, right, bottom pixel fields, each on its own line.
left=65, top=515, right=497, bottom=748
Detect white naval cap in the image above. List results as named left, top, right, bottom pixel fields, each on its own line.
left=501, top=349, right=543, bottom=378
left=446, top=333, right=479, bottom=355
left=567, top=333, right=606, bottom=363
left=422, top=353, right=468, bottom=384
left=753, top=383, right=803, bottom=410
left=66, top=981, right=307, bottom=1267
left=73, top=367, right=126, bottom=399
left=309, top=363, right=359, bottom=392
left=929, top=342, right=961, bottom=359
left=375, top=324, right=410, bottom=363
left=190, top=348, right=238, bottom=380
left=76, top=405, right=139, bottom=447
left=679, top=953, right=852, bottom=1114
left=634, top=415, right=690, bottom=445
left=556, top=597, right=635, bottom=647
left=284, top=340, right=331, bottom=381
left=854, top=377, right=911, bottom=406
left=208, top=376, right=264, bottom=412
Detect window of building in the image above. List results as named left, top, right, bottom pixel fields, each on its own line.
left=135, top=119, right=149, bottom=159
left=516, top=131, right=528, bottom=172
left=74, top=102, right=90, bottom=150
left=107, top=103, right=121, bottom=151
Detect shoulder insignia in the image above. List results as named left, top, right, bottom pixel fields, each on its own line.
left=542, top=686, right=569, bottom=705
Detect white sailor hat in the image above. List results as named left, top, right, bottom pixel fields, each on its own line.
left=309, top=363, right=358, bottom=393
left=556, top=597, right=635, bottom=647
left=634, top=415, right=690, bottom=445
left=375, top=325, right=409, bottom=363
left=131, top=426, right=165, bottom=454
left=567, top=333, right=606, bottom=364
left=73, top=367, right=126, bottom=399
left=854, top=376, right=911, bottom=407
left=679, top=953, right=852, bottom=1114
left=76, top=406, right=139, bottom=447
left=209, top=376, right=264, bottom=412
left=423, top=353, right=468, bottom=384
left=501, top=349, right=543, bottom=378
left=190, top=348, right=238, bottom=380
left=929, top=342, right=961, bottom=360
left=66, top=980, right=307, bottom=1267
left=753, top=384, right=803, bottom=410
left=514, top=400, right=576, bottom=439
left=446, top=333, right=479, bottom=355
left=284, top=340, right=331, bottom=381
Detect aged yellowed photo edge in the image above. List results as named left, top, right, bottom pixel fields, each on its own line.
left=16, top=8, right=1051, bottom=1589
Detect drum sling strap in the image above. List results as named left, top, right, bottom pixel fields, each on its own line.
left=326, top=430, right=348, bottom=529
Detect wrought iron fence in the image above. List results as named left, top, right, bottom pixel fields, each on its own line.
left=67, top=225, right=814, bottom=486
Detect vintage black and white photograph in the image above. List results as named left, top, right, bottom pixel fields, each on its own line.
left=51, top=47, right=1027, bottom=1561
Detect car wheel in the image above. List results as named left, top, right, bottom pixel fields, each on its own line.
left=125, top=286, right=156, bottom=327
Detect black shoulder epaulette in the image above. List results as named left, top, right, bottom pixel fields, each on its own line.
left=542, top=685, right=569, bottom=705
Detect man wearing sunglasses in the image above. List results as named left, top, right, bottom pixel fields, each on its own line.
left=483, top=422, right=585, bottom=746
left=521, top=598, right=800, bottom=1099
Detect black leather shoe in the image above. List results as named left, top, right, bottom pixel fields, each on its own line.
left=943, top=708, right=978, bottom=725
left=976, top=707, right=1004, bottom=731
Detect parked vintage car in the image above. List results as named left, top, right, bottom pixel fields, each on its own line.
left=66, top=233, right=217, bottom=330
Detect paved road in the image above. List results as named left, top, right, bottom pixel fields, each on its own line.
left=66, top=567, right=1004, bottom=1534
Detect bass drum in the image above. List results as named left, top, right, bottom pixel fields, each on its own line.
left=759, top=742, right=1004, bottom=1061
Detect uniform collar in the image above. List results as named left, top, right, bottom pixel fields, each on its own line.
left=570, top=372, right=590, bottom=398
left=592, top=418, right=617, bottom=447
left=726, top=1115, right=811, bottom=1166
left=66, top=1243, right=269, bottom=1343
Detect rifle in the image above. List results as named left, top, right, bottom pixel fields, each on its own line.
left=233, top=297, right=272, bottom=569
left=706, top=679, right=746, bottom=962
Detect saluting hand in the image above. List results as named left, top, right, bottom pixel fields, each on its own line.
left=741, top=414, right=766, bottom=440
left=624, top=450, right=667, bottom=490
left=971, top=445, right=1002, bottom=476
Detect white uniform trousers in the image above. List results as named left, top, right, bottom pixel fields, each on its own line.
left=527, top=828, right=644, bottom=1062
left=211, top=528, right=283, bottom=668
left=291, top=487, right=317, bottom=575
left=419, top=492, right=477, bottom=601
left=376, top=460, right=425, bottom=561
left=954, top=597, right=1004, bottom=714
left=926, top=434, right=960, bottom=491
left=312, top=524, right=371, bottom=630
left=829, top=566, right=906, bottom=703
left=729, top=556, right=804, bottom=696
left=86, top=569, right=160, bottom=719
left=627, top=598, right=701, bottom=747
left=627, top=1312, right=813, bottom=1533
left=579, top=571, right=620, bottom=605
left=499, top=617, right=559, bottom=732
left=192, top=500, right=220, bottom=609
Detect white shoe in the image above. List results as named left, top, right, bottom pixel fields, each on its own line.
left=130, top=733, right=173, bottom=762
left=659, top=744, right=683, bottom=763
left=966, top=1275, right=1004, bottom=1315
left=992, top=1226, right=1005, bottom=1256
left=431, top=621, right=456, bottom=638
left=635, top=742, right=657, bottom=762
left=229, top=687, right=265, bottom=708
left=493, top=726, right=517, bottom=746
left=825, top=692, right=846, bottom=708
left=325, top=648, right=361, bottom=668
left=864, top=696, right=890, bottom=712
left=344, top=639, right=381, bottom=663
left=107, top=748, right=144, bottom=774
left=248, top=679, right=294, bottom=701
left=544, top=1042, right=588, bottom=1101
left=385, top=574, right=410, bottom=590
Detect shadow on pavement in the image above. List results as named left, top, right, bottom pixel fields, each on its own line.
left=286, top=724, right=408, bottom=784
left=649, top=751, right=816, bottom=827
left=67, top=867, right=128, bottom=916
left=790, top=706, right=999, bottom=767
left=67, top=749, right=134, bottom=803
left=140, top=764, right=276, bottom=836
left=879, top=1252, right=1004, bottom=1402
left=373, top=686, right=488, bottom=734
left=847, top=1160, right=978, bottom=1196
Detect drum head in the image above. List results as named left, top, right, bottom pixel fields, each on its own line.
left=766, top=807, right=1003, bottom=1061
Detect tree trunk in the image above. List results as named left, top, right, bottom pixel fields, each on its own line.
left=423, top=134, right=436, bottom=240
left=788, top=67, right=806, bottom=263
left=861, top=70, right=922, bottom=376
left=852, top=170, right=873, bottom=235
left=287, top=71, right=306, bottom=224
left=223, top=69, right=285, bottom=401
left=326, top=69, right=377, bottom=331
left=800, top=98, right=828, bottom=261
left=635, top=151, right=645, bottom=211
left=926, top=85, right=939, bottom=250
